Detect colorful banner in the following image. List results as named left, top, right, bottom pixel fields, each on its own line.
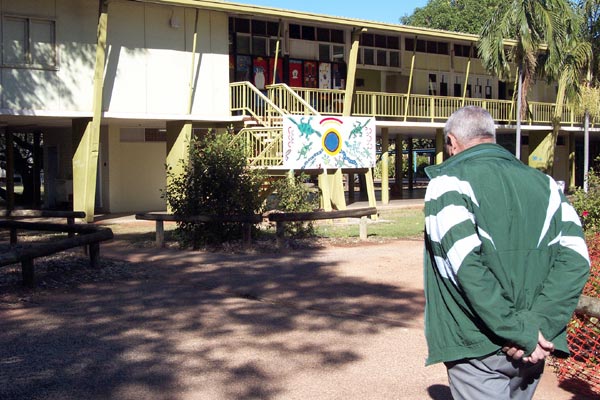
left=303, top=61, right=317, bottom=88
left=253, top=57, right=269, bottom=90
left=319, top=62, right=331, bottom=89
left=283, top=116, right=376, bottom=169
left=288, top=59, right=303, bottom=87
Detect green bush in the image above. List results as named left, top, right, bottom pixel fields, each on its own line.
left=163, top=130, right=265, bottom=248
left=267, top=173, right=319, bottom=237
left=571, top=169, right=600, bottom=234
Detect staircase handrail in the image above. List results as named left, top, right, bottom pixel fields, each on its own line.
left=230, top=81, right=287, bottom=127
left=267, top=83, right=319, bottom=116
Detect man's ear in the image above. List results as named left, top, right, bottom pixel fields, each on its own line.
left=446, top=133, right=457, bottom=156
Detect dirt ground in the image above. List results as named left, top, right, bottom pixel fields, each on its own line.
left=0, top=220, right=587, bottom=399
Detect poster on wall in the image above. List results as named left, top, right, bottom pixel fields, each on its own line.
left=303, top=61, right=317, bottom=88
left=269, top=57, right=283, bottom=85
left=288, top=59, right=303, bottom=87
left=319, top=62, right=331, bottom=89
left=283, top=116, right=376, bottom=169
left=253, top=57, right=269, bottom=90
left=332, top=63, right=346, bottom=89
left=236, top=55, right=252, bottom=82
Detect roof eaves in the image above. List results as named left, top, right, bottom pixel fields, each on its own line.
left=126, top=0, right=518, bottom=46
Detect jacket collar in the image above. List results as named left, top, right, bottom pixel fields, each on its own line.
left=425, top=143, right=517, bottom=179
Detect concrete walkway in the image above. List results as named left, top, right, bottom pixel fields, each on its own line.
left=0, top=230, right=584, bottom=399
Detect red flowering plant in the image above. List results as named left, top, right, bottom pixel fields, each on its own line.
left=571, top=169, right=600, bottom=234
left=553, top=169, right=600, bottom=396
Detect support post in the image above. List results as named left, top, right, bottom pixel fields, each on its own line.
left=73, top=2, right=108, bottom=222
left=569, top=132, right=576, bottom=190
left=365, top=168, right=377, bottom=219
left=156, top=220, right=165, bottom=247
left=5, top=130, right=14, bottom=210
left=407, top=137, right=414, bottom=192
left=343, top=28, right=364, bottom=116
left=381, top=128, right=389, bottom=204
left=394, top=136, right=403, bottom=197
left=166, top=121, right=193, bottom=211
left=318, top=169, right=332, bottom=211
left=435, top=128, right=444, bottom=165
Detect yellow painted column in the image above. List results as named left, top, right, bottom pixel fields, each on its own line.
left=435, top=128, right=444, bottom=164
left=72, top=3, right=107, bottom=222
left=166, top=121, right=193, bottom=178
left=330, top=169, right=346, bottom=210
left=528, top=131, right=554, bottom=172
left=72, top=118, right=95, bottom=220
left=318, top=170, right=332, bottom=211
left=342, top=28, right=363, bottom=116
left=381, top=128, right=389, bottom=204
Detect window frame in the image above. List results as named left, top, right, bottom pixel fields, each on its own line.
left=2, top=14, right=58, bottom=70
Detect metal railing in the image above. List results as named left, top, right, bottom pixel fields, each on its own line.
left=279, top=87, right=583, bottom=126
left=267, top=84, right=319, bottom=116
left=230, top=82, right=587, bottom=167
left=230, top=126, right=283, bottom=167
left=230, top=81, right=287, bottom=127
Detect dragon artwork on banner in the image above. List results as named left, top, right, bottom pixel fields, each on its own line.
left=283, top=116, right=376, bottom=169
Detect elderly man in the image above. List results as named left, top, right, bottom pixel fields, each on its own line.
left=423, top=106, right=590, bottom=399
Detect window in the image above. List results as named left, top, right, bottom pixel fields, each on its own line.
left=319, top=44, right=330, bottom=62
left=2, top=16, right=56, bottom=69
left=363, top=48, right=374, bottom=65
left=377, top=50, right=387, bottom=66
left=331, top=29, right=344, bottom=44
left=289, top=24, right=301, bottom=39
left=302, top=25, right=315, bottom=41
left=317, top=27, right=330, bottom=42
left=332, top=45, right=344, bottom=60
left=389, top=51, right=400, bottom=67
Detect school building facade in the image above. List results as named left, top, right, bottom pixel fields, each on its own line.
left=1, top=0, right=597, bottom=220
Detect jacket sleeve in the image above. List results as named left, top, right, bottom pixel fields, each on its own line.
left=425, top=176, right=540, bottom=354
left=528, top=196, right=590, bottom=341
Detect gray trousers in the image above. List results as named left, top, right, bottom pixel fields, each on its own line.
left=444, top=352, right=545, bottom=400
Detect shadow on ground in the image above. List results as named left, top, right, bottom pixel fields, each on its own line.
left=0, top=238, right=425, bottom=399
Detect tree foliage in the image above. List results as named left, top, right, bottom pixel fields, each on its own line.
left=400, top=0, right=501, bottom=34
left=478, top=0, right=573, bottom=120
left=163, top=130, right=265, bottom=248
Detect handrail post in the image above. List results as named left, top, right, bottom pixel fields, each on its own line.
left=430, top=97, right=435, bottom=122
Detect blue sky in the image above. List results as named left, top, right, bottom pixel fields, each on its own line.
left=229, top=0, right=429, bottom=25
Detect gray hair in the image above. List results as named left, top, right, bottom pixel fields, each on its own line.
left=444, top=106, right=496, bottom=145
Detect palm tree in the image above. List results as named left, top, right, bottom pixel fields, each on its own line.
left=478, top=0, right=572, bottom=160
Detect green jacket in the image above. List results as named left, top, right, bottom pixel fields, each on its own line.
left=423, top=143, right=590, bottom=365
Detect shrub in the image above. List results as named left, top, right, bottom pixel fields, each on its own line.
left=267, top=173, right=319, bottom=237
left=571, top=169, right=600, bottom=234
left=163, top=130, right=265, bottom=248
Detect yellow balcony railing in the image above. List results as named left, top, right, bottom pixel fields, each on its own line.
left=230, top=81, right=286, bottom=127
left=231, top=126, right=283, bottom=167
left=267, top=84, right=319, bottom=116
left=274, top=86, right=583, bottom=126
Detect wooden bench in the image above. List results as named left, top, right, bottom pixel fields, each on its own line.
left=0, top=209, right=86, bottom=242
left=135, top=212, right=263, bottom=248
left=0, top=220, right=114, bottom=287
left=267, top=207, right=378, bottom=249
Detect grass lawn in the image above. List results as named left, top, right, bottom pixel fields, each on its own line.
left=315, top=207, right=424, bottom=240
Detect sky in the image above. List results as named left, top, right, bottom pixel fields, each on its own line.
left=227, top=0, right=430, bottom=25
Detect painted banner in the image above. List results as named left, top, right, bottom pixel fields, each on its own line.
left=283, top=116, right=376, bottom=169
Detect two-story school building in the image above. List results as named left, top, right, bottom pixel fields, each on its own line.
left=1, top=0, right=598, bottom=221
